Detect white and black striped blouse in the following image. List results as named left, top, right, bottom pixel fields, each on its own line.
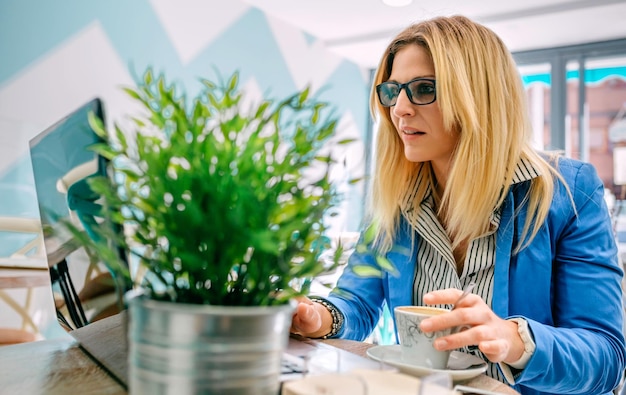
left=398, top=158, right=540, bottom=382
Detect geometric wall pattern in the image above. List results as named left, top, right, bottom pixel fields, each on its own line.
left=0, top=0, right=371, bottom=257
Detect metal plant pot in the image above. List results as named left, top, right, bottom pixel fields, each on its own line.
left=128, top=296, right=295, bottom=395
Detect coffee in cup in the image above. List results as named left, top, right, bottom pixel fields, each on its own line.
left=394, top=306, right=453, bottom=369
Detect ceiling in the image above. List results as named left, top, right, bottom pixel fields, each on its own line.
left=244, top=0, right=626, bottom=69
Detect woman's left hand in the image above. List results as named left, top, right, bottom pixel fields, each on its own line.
left=420, top=288, right=524, bottom=364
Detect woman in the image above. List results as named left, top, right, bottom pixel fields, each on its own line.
left=290, top=15, right=625, bottom=394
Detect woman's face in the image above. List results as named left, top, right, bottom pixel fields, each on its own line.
left=388, top=44, right=459, bottom=181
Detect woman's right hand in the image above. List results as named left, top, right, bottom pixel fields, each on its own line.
left=290, top=297, right=330, bottom=338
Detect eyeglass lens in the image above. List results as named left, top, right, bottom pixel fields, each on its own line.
left=376, top=78, right=436, bottom=107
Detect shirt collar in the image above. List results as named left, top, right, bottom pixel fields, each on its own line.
left=511, top=156, right=541, bottom=184
left=401, top=156, right=541, bottom=213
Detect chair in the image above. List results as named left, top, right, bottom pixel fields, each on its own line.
left=51, top=158, right=122, bottom=328
left=0, top=217, right=46, bottom=266
left=0, top=216, right=48, bottom=344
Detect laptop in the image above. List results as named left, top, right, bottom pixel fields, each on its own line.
left=29, top=98, right=380, bottom=389
left=29, top=97, right=130, bottom=332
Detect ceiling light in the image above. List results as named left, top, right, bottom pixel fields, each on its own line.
left=382, top=0, right=413, bottom=7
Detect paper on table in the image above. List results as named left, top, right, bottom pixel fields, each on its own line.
left=281, top=369, right=459, bottom=395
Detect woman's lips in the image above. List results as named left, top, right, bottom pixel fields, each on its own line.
left=402, top=128, right=425, bottom=135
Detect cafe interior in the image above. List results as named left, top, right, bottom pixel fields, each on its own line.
left=1, top=0, right=626, bottom=394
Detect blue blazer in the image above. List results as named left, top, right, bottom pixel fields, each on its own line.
left=328, top=158, right=625, bottom=395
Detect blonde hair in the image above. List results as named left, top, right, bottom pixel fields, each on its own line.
left=368, top=15, right=560, bottom=254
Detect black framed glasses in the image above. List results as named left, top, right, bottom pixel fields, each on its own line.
left=376, top=77, right=436, bottom=107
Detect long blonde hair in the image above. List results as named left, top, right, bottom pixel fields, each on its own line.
left=369, top=15, right=559, bottom=254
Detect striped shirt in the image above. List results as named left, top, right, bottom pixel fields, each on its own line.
left=398, top=158, right=540, bottom=382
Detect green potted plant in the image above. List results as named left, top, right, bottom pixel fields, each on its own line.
left=73, top=67, right=355, bottom=394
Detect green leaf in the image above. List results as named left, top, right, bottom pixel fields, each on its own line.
left=228, top=72, right=239, bottom=92
left=352, top=265, right=383, bottom=278
left=144, top=68, right=153, bottom=85
left=363, top=222, right=377, bottom=245
left=57, top=66, right=370, bottom=307
left=375, top=256, right=398, bottom=276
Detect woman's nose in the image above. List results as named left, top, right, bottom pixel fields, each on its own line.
left=391, top=89, right=415, bottom=117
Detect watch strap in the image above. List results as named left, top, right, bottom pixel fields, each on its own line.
left=507, top=317, right=536, bottom=368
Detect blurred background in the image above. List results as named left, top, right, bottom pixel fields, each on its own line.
left=1, top=0, right=625, bottom=344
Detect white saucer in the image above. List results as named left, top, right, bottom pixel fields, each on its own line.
left=366, top=345, right=488, bottom=382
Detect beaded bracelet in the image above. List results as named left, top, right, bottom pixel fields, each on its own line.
left=310, top=297, right=345, bottom=339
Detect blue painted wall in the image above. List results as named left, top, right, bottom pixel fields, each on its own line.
left=0, top=0, right=370, bottom=255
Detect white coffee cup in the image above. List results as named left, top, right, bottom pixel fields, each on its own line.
left=394, top=306, right=453, bottom=369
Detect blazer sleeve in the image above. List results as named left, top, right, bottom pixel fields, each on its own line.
left=515, top=161, right=626, bottom=394
left=325, top=243, right=387, bottom=341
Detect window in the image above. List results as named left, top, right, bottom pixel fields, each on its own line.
left=515, top=39, right=626, bottom=198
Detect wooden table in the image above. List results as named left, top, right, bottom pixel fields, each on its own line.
left=0, top=337, right=125, bottom=394
left=0, top=313, right=519, bottom=394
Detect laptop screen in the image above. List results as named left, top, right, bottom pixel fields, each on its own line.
left=29, top=98, right=130, bottom=331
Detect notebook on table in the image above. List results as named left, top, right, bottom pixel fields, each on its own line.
left=29, top=98, right=381, bottom=389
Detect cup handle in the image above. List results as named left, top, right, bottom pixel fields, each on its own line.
left=453, top=324, right=472, bottom=334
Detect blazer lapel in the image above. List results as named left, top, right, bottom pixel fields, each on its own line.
left=493, top=190, right=515, bottom=317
